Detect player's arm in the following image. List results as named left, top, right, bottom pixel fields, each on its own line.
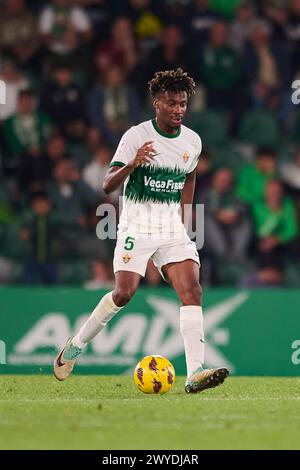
left=103, top=141, right=157, bottom=194
left=180, top=168, right=196, bottom=227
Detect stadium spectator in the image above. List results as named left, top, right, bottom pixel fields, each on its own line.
left=143, top=24, right=195, bottom=101
left=74, top=0, right=112, bottom=40
left=17, top=145, right=52, bottom=193
left=0, top=176, right=15, bottom=284
left=84, top=258, right=114, bottom=290
left=46, top=159, right=107, bottom=259
left=0, top=0, right=38, bottom=58
left=0, top=59, right=29, bottom=121
left=263, top=2, right=289, bottom=44
left=237, top=147, right=278, bottom=206
left=279, top=148, right=300, bottom=198
left=94, top=16, right=138, bottom=81
left=85, top=127, right=102, bottom=155
left=195, top=20, right=242, bottom=110
left=83, top=143, right=120, bottom=203
left=193, top=149, right=214, bottom=204
left=240, top=263, right=285, bottom=288
left=120, top=0, right=163, bottom=57
left=0, top=257, right=14, bottom=284
left=0, top=179, right=14, bottom=226
left=252, top=180, right=298, bottom=267
left=16, top=133, right=67, bottom=193
left=286, top=0, right=300, bottom=78
left=20, top=190, right=60, bottom=284
left=229, top=0, right=257, bottom=52
left=204, top=168, right=251, bottom=262
left=45, top=133, right=68, bottom=169
left=38, top=0, right=92, bottom=56
left=185, top=0, right=220, bottom=46
left=210, top=0, right=246, bottom=18
left=88, top=65, right=140, bottom=146
left=66, top=126, right=104, bottom=169
left=40, top=61, right=87, bottom=141
left=244, top=19, right=291, bottom=107
left=2, top=89, right=52, bottom=169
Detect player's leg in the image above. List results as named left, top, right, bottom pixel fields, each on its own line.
left=54, top=231, right=157, bottom=381
left=54, top=271, right=141, bottom=381
left=162, top=259, right=229, bottom=393
left=162, top=259, right=204, bottom=375
left=73, top=270, right=141, bottom=346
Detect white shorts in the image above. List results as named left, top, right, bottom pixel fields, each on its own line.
left=113, top=230, right=200, bottom=281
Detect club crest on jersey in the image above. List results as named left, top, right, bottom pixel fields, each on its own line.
left=122, top=253, right=131, bottom=263
left=183, top=151, right=189, bottom=163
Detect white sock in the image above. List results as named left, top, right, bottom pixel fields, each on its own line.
left=72, top=292, right=123, bottom=348
left=180, top=305, right=205, bottom=378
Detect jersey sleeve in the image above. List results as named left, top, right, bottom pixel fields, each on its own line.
left=109, top=127, right=139, bottom=168
left=187, top=134, right=202, bottom=174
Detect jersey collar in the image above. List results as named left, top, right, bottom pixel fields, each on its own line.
left=151, top=119, right=181, bottom=138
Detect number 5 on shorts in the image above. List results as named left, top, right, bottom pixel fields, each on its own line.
left=124, top=236, right=135, bottom=251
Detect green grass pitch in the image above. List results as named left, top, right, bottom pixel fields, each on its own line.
left=1, top=375, right=300, bottom=450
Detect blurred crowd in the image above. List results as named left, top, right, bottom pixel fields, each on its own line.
left=1, top=0, right=300, bottom=288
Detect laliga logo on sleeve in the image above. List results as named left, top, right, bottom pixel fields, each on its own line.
left=0, top=80, right=6, bottom=104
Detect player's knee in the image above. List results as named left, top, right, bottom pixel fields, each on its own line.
left=113, top=288, right=135, bottom=307
left=178, top=283, right=202, bottom=306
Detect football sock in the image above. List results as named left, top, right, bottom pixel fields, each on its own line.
left=180, top=305, right=205, bottom=378
left=72, top=292, right=123, bottom=348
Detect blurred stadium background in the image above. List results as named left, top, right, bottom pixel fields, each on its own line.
left=1, top=0, right=300, bottom=377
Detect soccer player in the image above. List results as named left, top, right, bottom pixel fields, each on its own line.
left=54, top=68, right=229, bottom=393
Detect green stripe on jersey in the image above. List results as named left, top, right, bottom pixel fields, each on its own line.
left=109, top=161, right=126, bottom=168
left=125, top=164, right=186, bottom=204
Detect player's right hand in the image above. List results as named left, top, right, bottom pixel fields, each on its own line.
left=129, top=141, right=157, bottom=169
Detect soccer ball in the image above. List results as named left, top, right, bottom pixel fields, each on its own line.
left=133, top=355, right=175, bottom=394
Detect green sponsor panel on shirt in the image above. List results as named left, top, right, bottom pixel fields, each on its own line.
left=0, top=287, right=300, bottom=375
left=125, top=165, right=186, bottom=204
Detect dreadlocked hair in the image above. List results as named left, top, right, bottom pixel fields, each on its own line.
left=148, top=68, right=196, bottom=99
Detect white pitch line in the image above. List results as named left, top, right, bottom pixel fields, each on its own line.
left=0, top=396, right=300, bottom=403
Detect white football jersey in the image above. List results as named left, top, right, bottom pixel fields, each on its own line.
left=110, top=119, right=202, bottom=235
